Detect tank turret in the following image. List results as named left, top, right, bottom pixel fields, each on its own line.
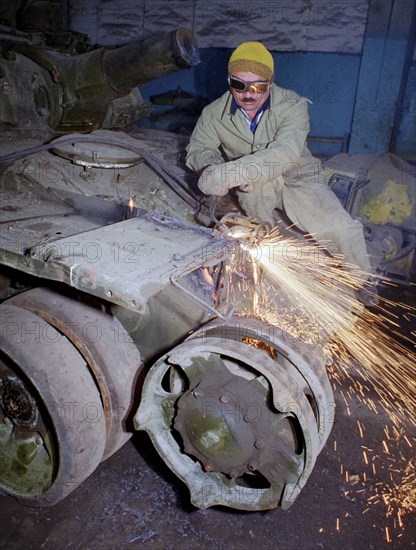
left=0, top=26, right=199, bottom=135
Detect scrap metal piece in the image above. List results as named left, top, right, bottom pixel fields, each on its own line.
left=170, top=276, right=235, bottom=321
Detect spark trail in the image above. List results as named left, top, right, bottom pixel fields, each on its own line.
left=225, top=225, right=416, bottom=427
left=221, top=223, right=416, bottom=531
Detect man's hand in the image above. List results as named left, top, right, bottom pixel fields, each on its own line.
left=198, top=165, right=230, bottom=196
left=197, top=159, right=269, bottom=195
left=197, top=160, right=246, bottom=196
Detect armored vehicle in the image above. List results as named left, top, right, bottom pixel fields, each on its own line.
left=0, top=6, right=337, bottom=511
left=0, top=3, right=414, bottom=513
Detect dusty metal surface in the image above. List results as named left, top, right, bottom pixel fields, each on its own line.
left=12, top=215, right=227, bottom=313
left=0, top=23, right=200, bottom=133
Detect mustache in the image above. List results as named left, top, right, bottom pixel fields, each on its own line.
left=241, top=98, right=256, bottom=103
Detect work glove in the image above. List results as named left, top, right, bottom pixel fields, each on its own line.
left=198, top=166, right=227, bottom=196
left=198, top=160, right=254, bottom=196
left=198, top=161, right=236, bottom=196
left=237, top=162, right=268, bottom=192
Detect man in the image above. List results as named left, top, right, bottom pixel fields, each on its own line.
left=186, top=41, right=374, bottom=286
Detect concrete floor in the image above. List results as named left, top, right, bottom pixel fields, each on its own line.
left=1, top=288, right=415, bottom=550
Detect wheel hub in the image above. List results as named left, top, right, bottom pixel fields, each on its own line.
left=175, top=371, right=258, bottom=477
left=0, top=377, right=39, bottom=429
left=174, top=367, right=296, bottom=483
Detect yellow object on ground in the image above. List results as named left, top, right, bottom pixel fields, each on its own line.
left=359, top=178, right=413, bottom=225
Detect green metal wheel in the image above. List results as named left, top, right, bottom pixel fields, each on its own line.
left=8, top=288, right=143, bottom=461
left=0, top=304, right=107, bottom=506
left=134, top=316, right=333, bottom=511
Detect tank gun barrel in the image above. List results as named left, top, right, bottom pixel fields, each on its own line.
left=102, top=28, right=199, bottom=94
left=0, top=28, right=200, bottom=133
left=58, top=28, right=200, bottom=130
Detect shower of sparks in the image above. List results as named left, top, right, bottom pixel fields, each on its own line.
left=221, top=224, right=416, bottom=428
left=369, top=459, right=416, bottom=522
left=353, top=422, right=416, bottom=541
left=218, top=222, right=416, bottom=526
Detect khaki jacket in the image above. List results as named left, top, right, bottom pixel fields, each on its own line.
left=186, top=84, right=320, bottom=187
left=186, top=85, right=371, bottom=272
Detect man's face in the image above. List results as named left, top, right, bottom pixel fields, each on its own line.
left=229, top=71, right=271, bottom=115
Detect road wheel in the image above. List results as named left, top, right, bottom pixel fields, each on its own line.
left=8, top=288, right=143, bottom=460
left=135, top=315, right=333, bottom=510
left=0, top=304, right=107, bottom=506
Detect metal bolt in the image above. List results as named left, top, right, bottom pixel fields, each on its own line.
left=193, top=390, right=204, bottom=399
left=254, top=438, right=265, bottom=450
left=204, top=464, right=214, bottom=472
left=248, top=461, right=258, bottom=471
left=219, top=395, right=228, bottom=403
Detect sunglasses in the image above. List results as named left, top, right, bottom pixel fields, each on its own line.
left=228, top=75, right=271, bottom=94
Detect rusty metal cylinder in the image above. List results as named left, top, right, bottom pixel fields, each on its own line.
left=57, top=28, right=200, bottom=130
left=102, top=28, right=200, bottom=94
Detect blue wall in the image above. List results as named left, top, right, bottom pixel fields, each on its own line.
left=139, top=47, right=414, bottom=158
left=392, top=61, right=416, bottom=159
left=139, top=49, right=360, bottom=155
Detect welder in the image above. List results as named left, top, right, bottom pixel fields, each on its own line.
left=186, top=41, right=378, bottom=304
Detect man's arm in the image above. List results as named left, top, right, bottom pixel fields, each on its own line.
left=186, top=93, right=313, bottom=195
left=186, top=107, right=224, bottom=174
left=233, top=96, right=312, bottom=191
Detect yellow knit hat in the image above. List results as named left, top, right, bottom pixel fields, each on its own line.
left=228, top=42, right=274, bottom=80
